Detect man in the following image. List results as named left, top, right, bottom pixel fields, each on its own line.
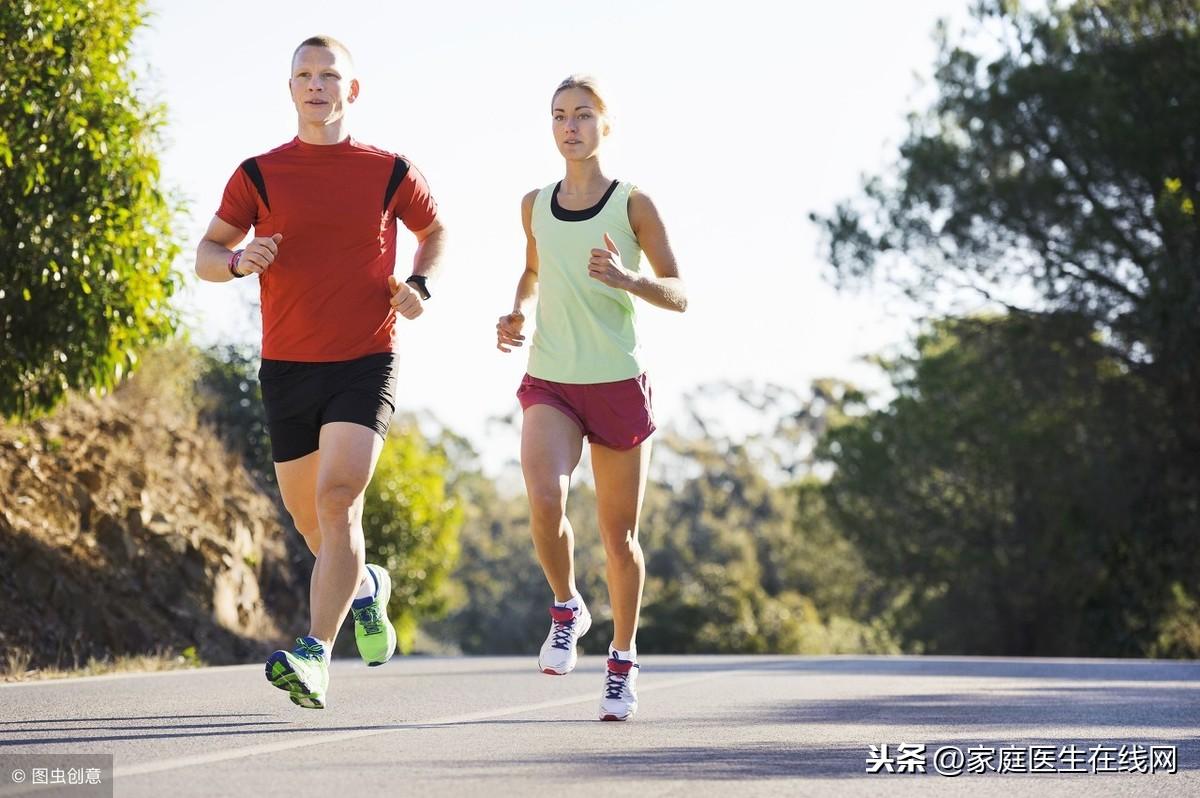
left=194, top=35, right=446, bottom=709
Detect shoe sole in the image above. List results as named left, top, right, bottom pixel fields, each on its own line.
left=265, top=653, right=325, bottom=709
left=537, top=612, right=593, bottom=675
left=600, top=713, right=634, bottom=721
left=361, top=564, right=398, bottom=667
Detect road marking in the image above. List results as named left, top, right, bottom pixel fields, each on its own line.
left=0, top=664, right=258, bottom=690
left=110, top=669, right=739, bottom=781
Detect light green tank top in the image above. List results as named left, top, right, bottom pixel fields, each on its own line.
left=528, top=180, right=643, bottom=384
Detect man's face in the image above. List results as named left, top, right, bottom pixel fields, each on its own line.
left=289, top=46, right=358, bottom=127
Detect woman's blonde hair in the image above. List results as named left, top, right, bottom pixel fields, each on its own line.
left=551, top=74, right=610, bottom=116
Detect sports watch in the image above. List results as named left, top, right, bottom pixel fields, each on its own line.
left=405, top=274, right=431, bottom=300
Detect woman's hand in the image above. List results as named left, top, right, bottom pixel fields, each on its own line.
left=497, top=311, right=526, bottom=352
left=588, top=233, right=633, bottom=290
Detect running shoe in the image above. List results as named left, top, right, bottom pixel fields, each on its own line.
left=538, top=599, right=592, bottom=675
left=265, top=637, right=329, bottom=709
left=353, top=563, right=397, bottom=666
left=599, top=654, right=639, bottom=721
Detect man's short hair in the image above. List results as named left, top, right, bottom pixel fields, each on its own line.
left=292, top=35, right=354, bottom=68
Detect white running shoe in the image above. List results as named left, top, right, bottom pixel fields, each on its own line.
left=537, top=600, right=592, bottom=675
left=599, top=654, right=639, bottom=721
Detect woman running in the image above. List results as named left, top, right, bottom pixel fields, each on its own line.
left=496, top=74, right=688, bottom=721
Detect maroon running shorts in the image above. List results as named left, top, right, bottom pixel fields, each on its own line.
left=516, top=372, right=656, bottom=450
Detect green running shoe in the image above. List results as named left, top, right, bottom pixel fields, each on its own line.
left=352, top=563, right=397, bottom=666
left=265, top=637, right=329, bottom=709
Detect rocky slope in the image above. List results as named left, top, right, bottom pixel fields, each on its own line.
left=0, top=351, right=307, bottom=671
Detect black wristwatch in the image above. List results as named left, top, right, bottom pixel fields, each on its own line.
left=405, top=274, right=431, bottom=300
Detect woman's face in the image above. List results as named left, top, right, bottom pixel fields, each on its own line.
left=552, top=88, right=608, bottom=161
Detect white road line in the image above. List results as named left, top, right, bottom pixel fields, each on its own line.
left=111, top=669, right=739, bottom=781
left=0, top=664, right=259, bottom=690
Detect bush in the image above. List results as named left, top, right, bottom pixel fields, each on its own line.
left=0, top=0, right=180, bottom=418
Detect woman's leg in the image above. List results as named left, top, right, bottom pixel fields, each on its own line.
left=591, top=438, right=652, bottom=652
left=521, top=404, right=585, bottom=601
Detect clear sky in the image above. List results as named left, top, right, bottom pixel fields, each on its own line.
left=137, top=0, right=967, bottom=460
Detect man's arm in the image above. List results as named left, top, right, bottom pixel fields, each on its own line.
left=407, top=218, right=446, bottom=283
left=390, top=217, right=446, bottom=319
left=195, top=216, right=282, bottom=281
left=195, top=217, right=249, bottom=282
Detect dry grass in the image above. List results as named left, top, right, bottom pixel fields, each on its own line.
left=2, top=646, right=203, bottom=683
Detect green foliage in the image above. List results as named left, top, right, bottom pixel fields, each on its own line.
left=812, top=0, right=1200, bottom=658
left=196, top=345, right=273, bottom=485
left=363, top=424, right=464, bottom=654
left=0, top=0, right=180, bottom=419
left=821, top=313, right=1183, bottom=656
left=1148, top=584, right=1200, bottom=659
left=639, top=436, right=897, bottom=655
left=814, top=0, right=1200, bottom=375
left=429, top=413, right=897, bottom=656
left=426, top=444, right=615, bottom=655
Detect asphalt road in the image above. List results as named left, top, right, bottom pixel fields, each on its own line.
left=1, top=655, right=1196, bottom=797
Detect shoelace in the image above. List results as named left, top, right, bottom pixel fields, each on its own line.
left=604, top=665, right=632, bottom=700
left=550, top=616, right=577, bottom=651
left=353, top=604, right=384, bottom=635
left=294, top=638, right=325, bottom=661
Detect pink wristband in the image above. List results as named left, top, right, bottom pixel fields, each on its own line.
left=228, top=249, right=246, bottom=278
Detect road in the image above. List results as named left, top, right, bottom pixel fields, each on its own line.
left=1, top=655, right=1196, bottom=797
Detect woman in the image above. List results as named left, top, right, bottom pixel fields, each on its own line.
left=496, top=75, right=688, bottom=721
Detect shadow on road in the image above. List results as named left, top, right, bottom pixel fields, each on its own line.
left=639, top=656, right=1200, bottom=683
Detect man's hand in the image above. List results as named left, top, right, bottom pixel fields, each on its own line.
left=496, top=311, right=525, bottom=352
left=235, top=233, right=283, bottom=276
left=588, top=232, right=632, bottom=290
left=388, top=274, right=424, bottom=320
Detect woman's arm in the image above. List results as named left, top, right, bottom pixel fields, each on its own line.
left=588, top=190, right=687, bottom=312
left=497, top=190, right=541, bottom=352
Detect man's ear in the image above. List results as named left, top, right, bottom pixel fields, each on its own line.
left=349, top=78, right=361, bottom=103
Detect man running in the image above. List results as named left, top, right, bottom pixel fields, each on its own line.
left=194, top=35, right=446, bottom=709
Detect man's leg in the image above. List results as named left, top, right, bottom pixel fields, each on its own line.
left=275, top=451, right=322, bottom=555
left=309, top=421, right=385, bottom=645
left=264, top=422, right=386, bottom=708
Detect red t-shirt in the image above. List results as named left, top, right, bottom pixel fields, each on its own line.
left=216, top=137, right=438, bottom=361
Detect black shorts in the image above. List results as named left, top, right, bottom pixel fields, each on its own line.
left=259, top=352, right=399, bottom=463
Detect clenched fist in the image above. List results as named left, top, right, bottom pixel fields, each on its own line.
left=388, top=274, right=425, bottom=320
left=233, top=233, right=283, bottom=276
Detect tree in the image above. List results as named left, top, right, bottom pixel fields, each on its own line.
left=639, top=433, right=896, bottom=655
left=812, top=0, right=1200, bottom=656
left=815, top=1, right=1199, bottom=364
left=362, top=423, right=464, bottom=654
left=427, top=414, right=896, bottom=656
left=813, top=1, right=1199, bottom=482
left=820, top=313, right=1178, bottom=656
left=0, top=1, right=179, bottom=419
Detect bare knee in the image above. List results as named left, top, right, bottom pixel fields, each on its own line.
left=281, top=500, right=321, bottom=553
left=316, top=483, right=363, bottom=527
left=602, top=527, right=642, bottom=566
left=527, top=483, right=567, bottom=526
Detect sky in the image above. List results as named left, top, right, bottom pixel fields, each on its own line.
left=137, top=0, right=970, bottom=463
